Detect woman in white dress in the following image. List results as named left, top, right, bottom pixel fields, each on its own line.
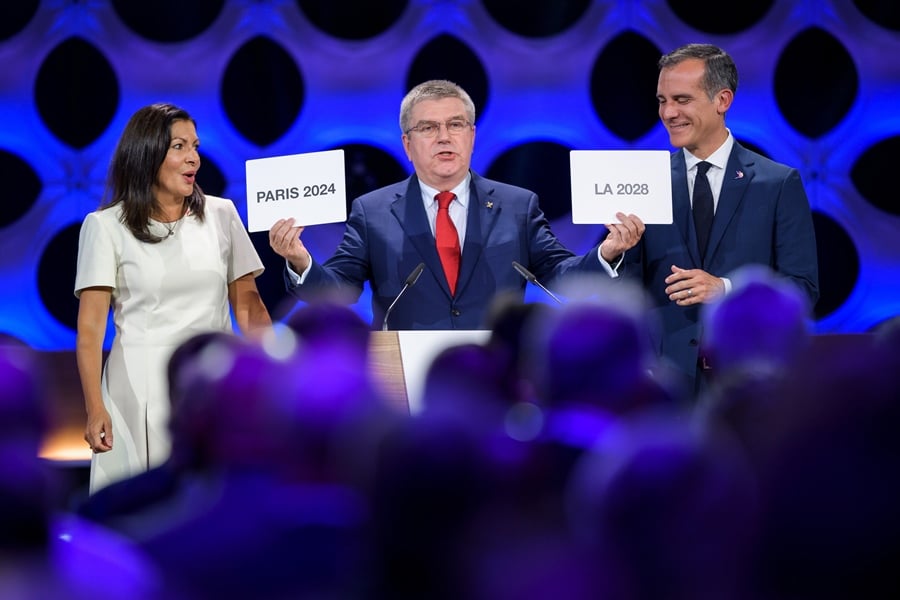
left=74, top=103, right=272, bottom=493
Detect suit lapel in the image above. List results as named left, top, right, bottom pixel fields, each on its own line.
left=455, top=172, right=500, bottom=297
left=391, top=176, right=450, bottom=295
left=706, top=145, right=752, bottom=264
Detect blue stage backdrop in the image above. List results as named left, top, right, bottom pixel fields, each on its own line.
left=1, top=0, right=898, bottom=349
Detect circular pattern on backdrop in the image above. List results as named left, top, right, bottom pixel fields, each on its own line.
left=590, top=31, right=661, bottom=142
left=850, top=136, right=900, bottom=216
left=853, top=0, right=900, bottom=31
left=1, top=1, right=897, bottom=348
left=111, top=0, right=224, bottom=43
left=811, top=212, right=859, bottom=320
left=774, top=27, right=858, bottom=139
left=37, top=223, right=82, bottom=332
left=0, top=150, right=41, bottom=228
left=666, top=0, right=774, bottom=34
left=34, top=37, right=119, bottom=150
left=485, top=141, right=573, bottom=222
left=482, top=0, right=592, bottom=37
left=296, top=0, right=408, bottom=40
left=406, top=34, right=490, bottom=123
left=0, top=2, right=39, bottom=41
left=221, top=36, right=305, bottom=148
left=196, top=155, right=227, bottom=199
left=338, top=143, right=409, bottom=215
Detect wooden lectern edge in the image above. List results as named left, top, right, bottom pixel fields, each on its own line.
left=368, top=330, right=410, bottom=414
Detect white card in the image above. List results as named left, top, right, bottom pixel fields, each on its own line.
left=570, top=150, right=673, bottom=224
left=245, top=149, right=347, bottom=232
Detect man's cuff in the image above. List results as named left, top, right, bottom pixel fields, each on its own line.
left=597, top=247, right=621, bottom=278
left=286, top=259, right=311, bottom=285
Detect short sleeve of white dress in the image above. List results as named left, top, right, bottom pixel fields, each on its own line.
left=74, top=210, right=118, bottom=297
left=209, top=196, right=265, bottom=282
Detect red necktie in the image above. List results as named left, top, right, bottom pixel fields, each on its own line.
left=435, top=191, right=460, bottom=295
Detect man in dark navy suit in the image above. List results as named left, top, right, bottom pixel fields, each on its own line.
left=269, top=79, right=643, bottom=330
left=619, top=44, right=819, bottom=398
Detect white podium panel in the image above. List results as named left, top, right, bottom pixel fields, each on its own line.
left=397, top=330, right=491, bottom=414
left=367, top=330, right=491, bottom=414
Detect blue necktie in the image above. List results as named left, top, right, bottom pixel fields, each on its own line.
left=692, top=161, right=714, bottom=261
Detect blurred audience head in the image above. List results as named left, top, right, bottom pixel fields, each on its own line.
left=421, top=342, right=518, bottom=434
left=170, top=334, right=292, bottom=472
left=567, top=415, right=759, bottom=600
left=748, top=336, right=900, bottom=599
left=370, top=414, right=492, bottom=598
left=701, top=264, right=812, bottom=378
left=873, top=313, right=900, bottom=370
left=484, top=292, right=553, bottom=401
left=484, top=292, right=551, bottom=349
left=166, top=331, right=242, bottom=410
left=285, top=300, right=371, bottom=365
left=279, top=306, right=395, bottom=487
left=527, top=285, right=665, bottom=415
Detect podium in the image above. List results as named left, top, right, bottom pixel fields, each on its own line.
left=368, top=330, right=491, bottom=414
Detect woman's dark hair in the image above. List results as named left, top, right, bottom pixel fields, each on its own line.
left=102, top=102, right=206, bottom=242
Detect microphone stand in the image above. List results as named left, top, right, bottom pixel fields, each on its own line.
left=382, top=262, right=426, bottom=331
left=512, top=261, right=563, bottom=304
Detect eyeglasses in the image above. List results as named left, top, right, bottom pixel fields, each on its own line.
left=406, top=119, right=472, bottom=137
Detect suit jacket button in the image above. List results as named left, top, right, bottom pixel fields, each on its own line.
left=451, top=309, right=461, bottom=317
left=689, top=338, right=699, bottom=346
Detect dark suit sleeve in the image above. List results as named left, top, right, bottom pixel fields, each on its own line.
left=284, top=198, right=372, bottom=303
left=524, top=192, right=604, bottom=285
left=773, top=168, right=819, bottom=306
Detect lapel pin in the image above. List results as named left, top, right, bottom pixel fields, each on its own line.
left=735, top=170, right=744, bottom=179
left=485, top=201, right=493, bottom=209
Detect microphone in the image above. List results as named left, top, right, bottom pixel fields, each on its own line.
left=512, top=261, right=562, bottom=304
left=382, top=262, right=426, bottom=331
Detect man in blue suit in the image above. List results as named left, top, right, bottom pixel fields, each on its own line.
left=269, top=80, right=643, bottom=330
left=618, top=44, right=819, bottom=398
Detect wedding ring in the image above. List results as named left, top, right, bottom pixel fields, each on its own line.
left=687, top=289, right=693, bottom=297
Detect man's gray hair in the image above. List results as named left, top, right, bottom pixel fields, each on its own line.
left=400, top=80, right=476, bottom=132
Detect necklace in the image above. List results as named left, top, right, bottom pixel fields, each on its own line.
left=162, top=220, right=178, bottom=237
left=157, top=204, right=187, bottom=238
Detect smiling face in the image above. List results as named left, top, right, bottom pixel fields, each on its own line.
left=154, top=119, right=200, bottom=205
left=402, top=97, right=475, bottom=190
left=657, top=58, right=732, bottom=159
